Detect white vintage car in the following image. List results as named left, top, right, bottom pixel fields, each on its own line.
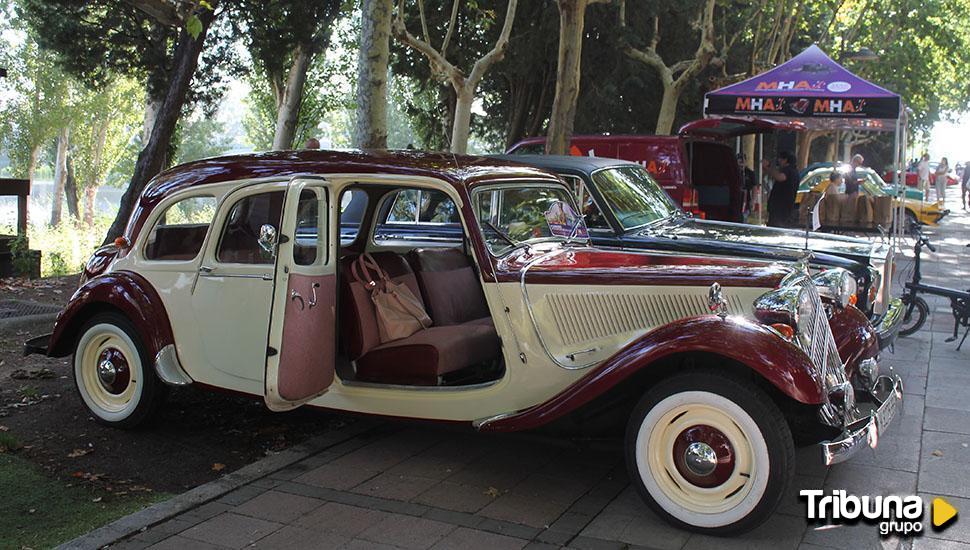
left=26, top=150, right=901, bottom=534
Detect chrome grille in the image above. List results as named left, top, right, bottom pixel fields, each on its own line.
left=798, top=278, right=846, bottom=389
left=546, top=291, right=746, bottom=346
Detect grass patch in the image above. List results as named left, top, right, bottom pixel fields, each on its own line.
left=0, top=453, right=167, bottom=549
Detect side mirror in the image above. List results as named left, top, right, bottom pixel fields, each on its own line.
left=258, top=224, right=278, bottom=255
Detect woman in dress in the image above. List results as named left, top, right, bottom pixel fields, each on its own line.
left=935, top=157, right=949, bottom=205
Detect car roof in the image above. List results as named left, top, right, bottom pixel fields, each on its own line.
left=141, top=149, right=560, bottom=202
left=490, top=154, right=641, bottom=174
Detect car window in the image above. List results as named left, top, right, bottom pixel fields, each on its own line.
left=216, top=191, right=284, bottom=264
left=339, top=189, right=368, bottom=244
left=561, top=175, right=610, bottom=230
left=384, top=189, right=460, bottom=224
left=591, top=166, right=679, bottom=231
left=144, top=195, right=216, bottom=261
left=294, top=188, right=327, bottom=266
left=474, top=185, right=583, bottom=255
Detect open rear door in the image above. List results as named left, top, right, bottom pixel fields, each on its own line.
left=265, top=177, right=336, bottom=411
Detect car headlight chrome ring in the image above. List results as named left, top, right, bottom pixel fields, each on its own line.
left=812, top=268, right=857, bottom=308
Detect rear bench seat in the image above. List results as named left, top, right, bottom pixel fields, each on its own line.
left=340, top=251, right=500, bottom=385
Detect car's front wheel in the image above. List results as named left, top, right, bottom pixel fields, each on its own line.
left=625, top=370, right=794, bottom=535
left=73, top=312, right=166, bottom=428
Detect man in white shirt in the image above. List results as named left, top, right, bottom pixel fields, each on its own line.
left=917, top=153, right=931, bottom=197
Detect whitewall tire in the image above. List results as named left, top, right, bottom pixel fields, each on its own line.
left=625, top=370, right=794, bottom=535
left=73, top=313, right=166, bottom=428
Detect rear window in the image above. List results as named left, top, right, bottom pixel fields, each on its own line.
left=144, top=195, right=216, bottom=261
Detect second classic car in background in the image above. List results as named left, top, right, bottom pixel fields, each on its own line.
left=26, top=150, right=901, bottom=535
left=493, top=154, right=903, bottom=350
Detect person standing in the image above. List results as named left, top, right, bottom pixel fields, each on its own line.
left=935, top=157, right=949, bottom=205
left=762, top=151, right=799, bottom=227
left=845, top=154, right=864, bottom=195
left=960, top=162, right=970, bottom=210
left=917, top=153, right=931, bottom=198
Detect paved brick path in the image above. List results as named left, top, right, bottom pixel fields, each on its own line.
left=99, top=189, right=970, bottom=550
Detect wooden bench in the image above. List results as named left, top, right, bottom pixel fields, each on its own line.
left=0, top=178, right=41, bottom=278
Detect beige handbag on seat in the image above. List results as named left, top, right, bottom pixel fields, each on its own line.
left=351, top=253, right=432, bottom=343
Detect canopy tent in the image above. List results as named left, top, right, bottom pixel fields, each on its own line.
left=703, top=45, right=903, bottom=130
left=703, top=44, right=907, bottom=250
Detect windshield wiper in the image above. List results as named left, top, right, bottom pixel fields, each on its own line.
left=484, top=221, right=529, bottom=252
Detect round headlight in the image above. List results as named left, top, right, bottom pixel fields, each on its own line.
left=812, top=268, right=856, bottom=308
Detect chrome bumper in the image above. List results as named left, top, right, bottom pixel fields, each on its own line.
left=874, top=298, right=904, bottom=350
left=821, top=374, right=903, bottom=466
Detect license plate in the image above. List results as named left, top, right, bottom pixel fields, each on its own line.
left=875, top=387, right=900, bottom=434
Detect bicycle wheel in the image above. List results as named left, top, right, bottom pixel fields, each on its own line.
left=899, top=295, right=929, bottom=337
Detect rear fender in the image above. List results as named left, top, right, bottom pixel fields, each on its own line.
left=479, top=315, right=823, bottom=433
left=46, top=271, right=175, bottom=360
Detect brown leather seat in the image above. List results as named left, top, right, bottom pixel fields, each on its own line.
left=407, top=248, right=491, bottom=326
left=340, top=251, right=499, bottom=385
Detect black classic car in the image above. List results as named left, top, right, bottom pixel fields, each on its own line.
left=494, top=155, right=902, bottom=348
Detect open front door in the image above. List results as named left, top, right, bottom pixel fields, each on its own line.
left=265, top=178, right=336, bottom=411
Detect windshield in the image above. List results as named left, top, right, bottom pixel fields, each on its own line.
left=591, top=166, right=679, bottom=231
left=473, top=185, right=586, bottom=256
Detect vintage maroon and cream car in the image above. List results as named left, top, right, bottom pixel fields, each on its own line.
left=25, top=151, right=901, bottom=534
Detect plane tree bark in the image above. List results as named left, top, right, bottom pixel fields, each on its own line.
left=620, top=0, right=717, bottom=135
left=392, top=0, right=519, bottom=154
left=355, top=0, right=393, bottom=149
left=545, top=0, right=610, bottom=155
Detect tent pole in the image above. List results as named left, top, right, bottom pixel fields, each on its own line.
left=893, top=117, right=903, bottom=251
left=758, top=134, right=764, bottom=225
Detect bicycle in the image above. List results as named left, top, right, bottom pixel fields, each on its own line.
left=898, top=230, right=970, bottom=350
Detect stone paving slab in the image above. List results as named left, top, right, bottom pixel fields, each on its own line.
left=85, top=188, right=970, bottom=550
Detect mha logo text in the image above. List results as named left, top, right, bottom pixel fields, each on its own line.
left=801, top=490, right=924, bottom=536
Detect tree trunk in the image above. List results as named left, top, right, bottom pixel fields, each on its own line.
left=451, top=87, right=474, bottom=154
left=354, top=0, right=392, bottom=149
left=142, top=98, right=162, bottom=145
left=65, top=154, right=79, bottom=219
left=796, top=131, right=819, bottom=170
left=27, top=145, right=40, bottom=183
left=272, top=43, right=313, bottom=150
left=824, top=135, right=837, bottom=162
left=83, top=185, right=99, bottom=227
left=655, top=85, right=680, bottom=135
left=103, top=13, right=216, bottom=244
left=50, top=127, right=69, bottom=226
left=546, top=0, right=586, bottom=155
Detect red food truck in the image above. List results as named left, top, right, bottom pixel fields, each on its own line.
left=506, top=118, right=803, bottom=223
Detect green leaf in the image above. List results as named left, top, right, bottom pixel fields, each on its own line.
left=198, top=0, right=214, bottom=9
left=186, top=15, right=202, bottom=39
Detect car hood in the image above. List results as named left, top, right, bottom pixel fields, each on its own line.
left=498, top=245, right=793, bottom=289
left=642, top=217, right=875, bottom=263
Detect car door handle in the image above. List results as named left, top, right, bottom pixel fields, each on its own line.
left=199, top=265, right=214, bottom=274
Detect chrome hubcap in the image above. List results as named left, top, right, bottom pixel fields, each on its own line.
left=97, top=359, right=117, bottom=388
left=684, top=441, right=718, bottom=476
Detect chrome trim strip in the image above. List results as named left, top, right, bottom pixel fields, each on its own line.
left=519, top=248, right=598, bottom=370
left=153, top=344, right=193, bottom=386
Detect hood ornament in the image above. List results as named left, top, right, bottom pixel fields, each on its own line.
left=708, top=282, right=728, bottom=319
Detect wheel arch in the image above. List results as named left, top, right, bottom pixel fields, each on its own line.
left=477, top=316, right=825, bottom=433
left=47, top=271, right=175, bottom=361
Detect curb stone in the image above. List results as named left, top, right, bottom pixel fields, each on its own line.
left=56, top=418, right=378, bottom=550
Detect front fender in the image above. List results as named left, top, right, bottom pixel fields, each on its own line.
left=829, top=305, right=879, bottom=380
left=47, top=271, right=175, bottom=360
left=479, top=315, right=823, bottom=433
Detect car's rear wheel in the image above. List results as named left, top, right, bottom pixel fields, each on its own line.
left=73, top=312, right=166, bottom=428
left=625, top=370, right=794, bottom=535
